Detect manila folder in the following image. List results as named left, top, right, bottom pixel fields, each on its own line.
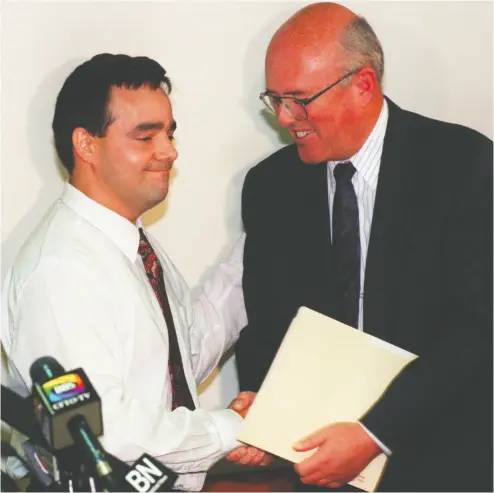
left=237, top=306, right=418, bottom=492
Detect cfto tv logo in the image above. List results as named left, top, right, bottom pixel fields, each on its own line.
left=42, top=373, right=91, bottom=410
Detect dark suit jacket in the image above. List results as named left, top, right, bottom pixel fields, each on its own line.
left=235, top=98, right=493, bottom=491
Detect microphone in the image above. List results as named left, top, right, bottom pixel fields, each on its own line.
left=1, top=386, right=99, bottom=492
left=1, top=440, right=58, bottom=492
left=29, top=356, right=103, bottom=451
left=1, top=387, right=63, bottom=491
left=29, top=356, right=177, bottom=491
left=1, top=385, right=49, bottom=449
left=123, top=454, right=177, bottom=493
left=2, top=441, right=27, bottom=491
left=20, top=440, right=64, bottom=492
left=29, top=356, right=122, bottom=491
left=66, top=415, right=120, bottom=492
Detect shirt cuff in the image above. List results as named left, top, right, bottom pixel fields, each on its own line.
left=358, top=422, right=392, bottom=456
left=208, top=409, right=244, bottom=453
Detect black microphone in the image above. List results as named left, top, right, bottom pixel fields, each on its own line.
left=29, top=356, right=177, bottom=492
left=0, top=385, right=49, bottom=449
left=1, top=385, right=98, bottom=492
left=29, top=356, right=120, bottom=491
left=1, top=440, right=58, bottom=492
left=122, top=454, right=177, bottom=493
left=1, top=441, right=28, bottom=491
left=66, top=415, right=120, bottom=492
left=20, top=440, right=65, bottom=492
left=1, top=387, right=63, bottom=491
left=29, top=356, right=103, bottom=451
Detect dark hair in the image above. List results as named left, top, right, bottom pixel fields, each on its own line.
left=52, top=53, right=172, bottom=174
left=339, top=16, right=384, bottom=84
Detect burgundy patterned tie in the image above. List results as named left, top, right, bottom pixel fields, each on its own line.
left=138, top=228, right=195, bottom=411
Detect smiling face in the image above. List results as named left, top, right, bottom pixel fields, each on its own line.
left=266, top=46, right=362, bottom=163
left=74, top=85, right=178, bottom=222
left=265, top=3, right=381, bottom=164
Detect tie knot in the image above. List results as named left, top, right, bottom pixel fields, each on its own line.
left=334, top=161, right=356, bottom=183
left=138, top=228, right=152, bottom=255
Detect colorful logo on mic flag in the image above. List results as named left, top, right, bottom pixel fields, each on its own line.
left=42, top=373, right=86, bottom=403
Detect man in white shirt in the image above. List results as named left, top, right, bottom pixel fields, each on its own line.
left=1, top=53, right=267, bottom=491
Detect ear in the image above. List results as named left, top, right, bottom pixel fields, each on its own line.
left=72, top=127, right=99, bottom=165
left=354, top=68, right=378, bottom=105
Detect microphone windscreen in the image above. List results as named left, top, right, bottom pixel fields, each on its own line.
left=29, top=357, right=65, bottom=385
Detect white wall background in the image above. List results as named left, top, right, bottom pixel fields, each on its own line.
left=1, top=1, right=492, bottom=411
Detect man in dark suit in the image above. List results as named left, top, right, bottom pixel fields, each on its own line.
left=234, top=2, right=493, bottom=491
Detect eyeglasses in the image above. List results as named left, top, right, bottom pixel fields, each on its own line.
left=259, top=69, right=359, bottom=121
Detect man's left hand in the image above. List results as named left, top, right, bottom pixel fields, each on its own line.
left=293, top=422, right=381, bottom=488
left=227, top=391, right=256, bottom=418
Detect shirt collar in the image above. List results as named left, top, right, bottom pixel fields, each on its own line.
left=328, top=99, right=388, bottom=190
left=61, top=182, right=141, bottom=263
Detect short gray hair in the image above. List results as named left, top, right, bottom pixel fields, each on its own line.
left=338, top=16, right=384, bottom=83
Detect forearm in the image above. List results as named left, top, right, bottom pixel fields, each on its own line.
left=190, top=234, right=247, bottom=384
left=100, top=397, right=244, bottom=473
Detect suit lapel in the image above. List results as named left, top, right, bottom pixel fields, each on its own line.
left=364, top=99, right=417, bottom=340
left=291, top=157, right=338, bottom=318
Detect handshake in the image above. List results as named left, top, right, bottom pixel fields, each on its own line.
left=225, top=392, right=382, bottom=489
left=225, top=391, right=274, bottom=467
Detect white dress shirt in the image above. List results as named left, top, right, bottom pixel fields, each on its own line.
left=327, top=99, right=391, bottom=454
left=2, top=183, right=247, bottom=491
left=327, top=99, right=388, bottom=331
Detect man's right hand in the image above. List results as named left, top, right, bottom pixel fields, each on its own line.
left=226, top=445, right=274, bottom=466
left=226, top=391, right=275, bottom=466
